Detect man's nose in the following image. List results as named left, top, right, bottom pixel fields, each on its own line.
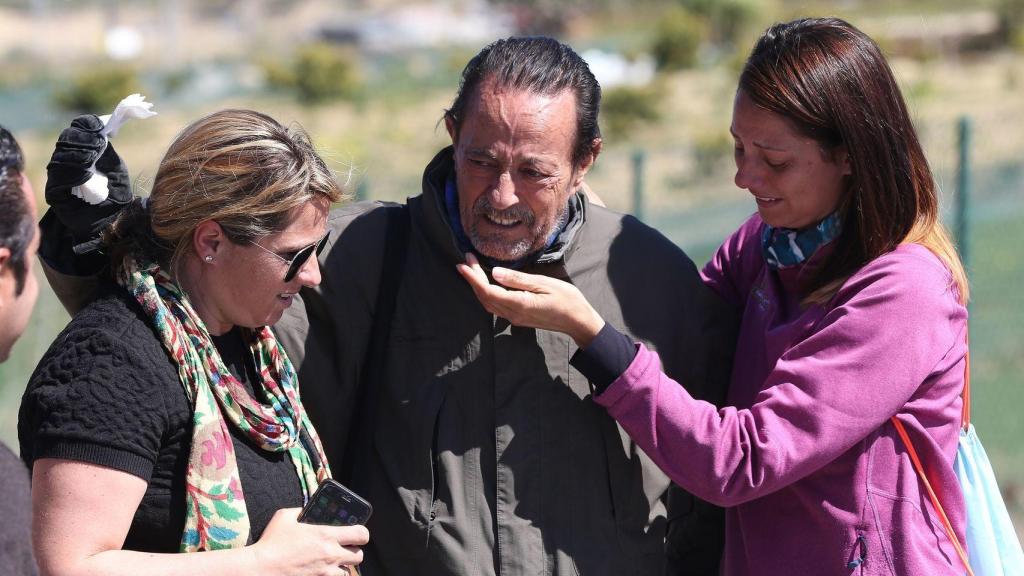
left=488, top=171, right=520, bottom=210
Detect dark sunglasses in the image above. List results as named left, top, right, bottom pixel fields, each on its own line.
left=250, top=230, right=330, bottom=282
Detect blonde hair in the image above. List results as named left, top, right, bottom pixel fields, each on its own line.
left=109, top=109, right=343, bottom=275
left=903, top=216, right=970, bottom=304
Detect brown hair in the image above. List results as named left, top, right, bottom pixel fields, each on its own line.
left=108, top=109, right=343, bottom=275
left=739, top=17, right=968, bottom=305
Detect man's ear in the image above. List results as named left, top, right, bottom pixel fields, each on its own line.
left=571, top=138, right=603, bottom=189
left=445, top=115, right=458, bottom=145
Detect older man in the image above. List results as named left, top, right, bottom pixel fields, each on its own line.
left=39, top=37, right=735, bottom=575
left=0, top=124, right=41, bottom=576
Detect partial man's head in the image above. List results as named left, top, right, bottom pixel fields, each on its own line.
left=444, top=36, right=602, bottom=262
left=0, top=125, right=40, bottom=362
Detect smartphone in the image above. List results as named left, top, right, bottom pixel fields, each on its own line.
left=298, top=478, right=373, bottom=526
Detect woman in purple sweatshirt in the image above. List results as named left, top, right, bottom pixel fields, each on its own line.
left=458, top=18, right=970, bottom=575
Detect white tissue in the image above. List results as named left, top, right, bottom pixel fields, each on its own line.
left=100, top=93, right=157, bottom=138
left=71, top=93, right=157, bottom=205
left=74, top=173, right=111, bottom=205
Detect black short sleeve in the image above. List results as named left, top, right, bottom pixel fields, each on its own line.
left=19, top=294, right=180, bottom=482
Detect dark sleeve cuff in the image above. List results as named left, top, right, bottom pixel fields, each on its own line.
left=30, top=438, right=154, bottom=482
left=570, top=323, right=637, bottom=395
left=38, top=209, right=108, bottom=276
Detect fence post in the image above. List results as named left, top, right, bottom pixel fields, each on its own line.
left=955, top=116, right=972, bottom=273
left=632, top=149, right=646, bottom=222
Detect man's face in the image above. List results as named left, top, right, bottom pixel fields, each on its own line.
left=0, top=173, right=40, bottom=362
left=448, top=77, right=594, bottom=262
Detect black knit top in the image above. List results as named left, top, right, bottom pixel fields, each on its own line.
left=18, top=288, right=304, bottom=551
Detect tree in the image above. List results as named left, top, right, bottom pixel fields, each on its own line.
left=292, top=43, right=361, bottom=104
left=600, top=84, right=663, bottom=140
left=652, top=8, right=703, bottom=71
left=999, top=0, right=1024, bottom=50
left=263, top=43, right=361, bottom=105
left=54, top=66, right=141, bottom=114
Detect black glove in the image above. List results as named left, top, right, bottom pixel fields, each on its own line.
left=45, top=114, right=135, bottom=255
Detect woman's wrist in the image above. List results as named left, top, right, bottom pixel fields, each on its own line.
left=568, top=308, right=606, bottom=349
left=569, top=323, right=637, bottom=394
left=243, top=541, right=268, bottom=574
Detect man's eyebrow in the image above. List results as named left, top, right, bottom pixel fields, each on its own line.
left=464, top=148, right=560, bottom=167
left=520, top=156, right=560, bottom=169
left=466, top=147, right=498, bottom=159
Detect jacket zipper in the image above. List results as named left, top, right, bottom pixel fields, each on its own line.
left=846, top=532, right=868, bottom=572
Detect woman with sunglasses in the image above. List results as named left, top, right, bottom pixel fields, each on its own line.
left=20, top=109, right=367, bottom=576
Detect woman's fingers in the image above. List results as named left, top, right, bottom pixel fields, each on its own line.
left=458, top=253, right=557, bottom=298
left=455, top=257, right=490, bottom=295
left=455, top=264, right=496, bottom=313
left=457, top=253, right=579, bottom=329
left=456, top=254, right=524, bottom=315
left=339, top=544, right=364, bottom=565
left=338, top=525, right=370, bottom=546
left=455, top=252, right=605, bottom=346
left=491, top=266, right=551, bottom=293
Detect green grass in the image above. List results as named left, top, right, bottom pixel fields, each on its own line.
left=956, top=200, right=1024, bottom=539
left=964, top=214, right=1024, bottom=483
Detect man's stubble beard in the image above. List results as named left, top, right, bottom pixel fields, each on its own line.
left=466, top=192, right=571, bottom=263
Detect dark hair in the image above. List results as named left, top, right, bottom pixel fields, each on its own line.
left=444, top=36, right=602, bottom=168
left=739, top=17, right=966, bottom=303
left=0, top=125, right=35, bottom=295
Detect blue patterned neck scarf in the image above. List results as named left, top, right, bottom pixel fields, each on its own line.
left=761, top=212, right=842, bottom=270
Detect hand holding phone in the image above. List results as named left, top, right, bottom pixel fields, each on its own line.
left=255, top=507, right=368, bottom=576
left=298, top=479, right=373, bottom=526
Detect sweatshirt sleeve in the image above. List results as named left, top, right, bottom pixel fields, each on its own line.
left=593, top=247, right=967, bottom=507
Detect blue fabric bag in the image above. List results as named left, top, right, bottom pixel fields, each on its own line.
left=955, top=423, right=1024, bottom=575
left=894, top=345, right=1024, bottom=576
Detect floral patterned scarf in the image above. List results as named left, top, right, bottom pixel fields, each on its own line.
left=119, top=256, right=330, bottom=551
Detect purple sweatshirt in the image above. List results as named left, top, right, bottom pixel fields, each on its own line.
left=593, top=215, right=968, bottom=575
